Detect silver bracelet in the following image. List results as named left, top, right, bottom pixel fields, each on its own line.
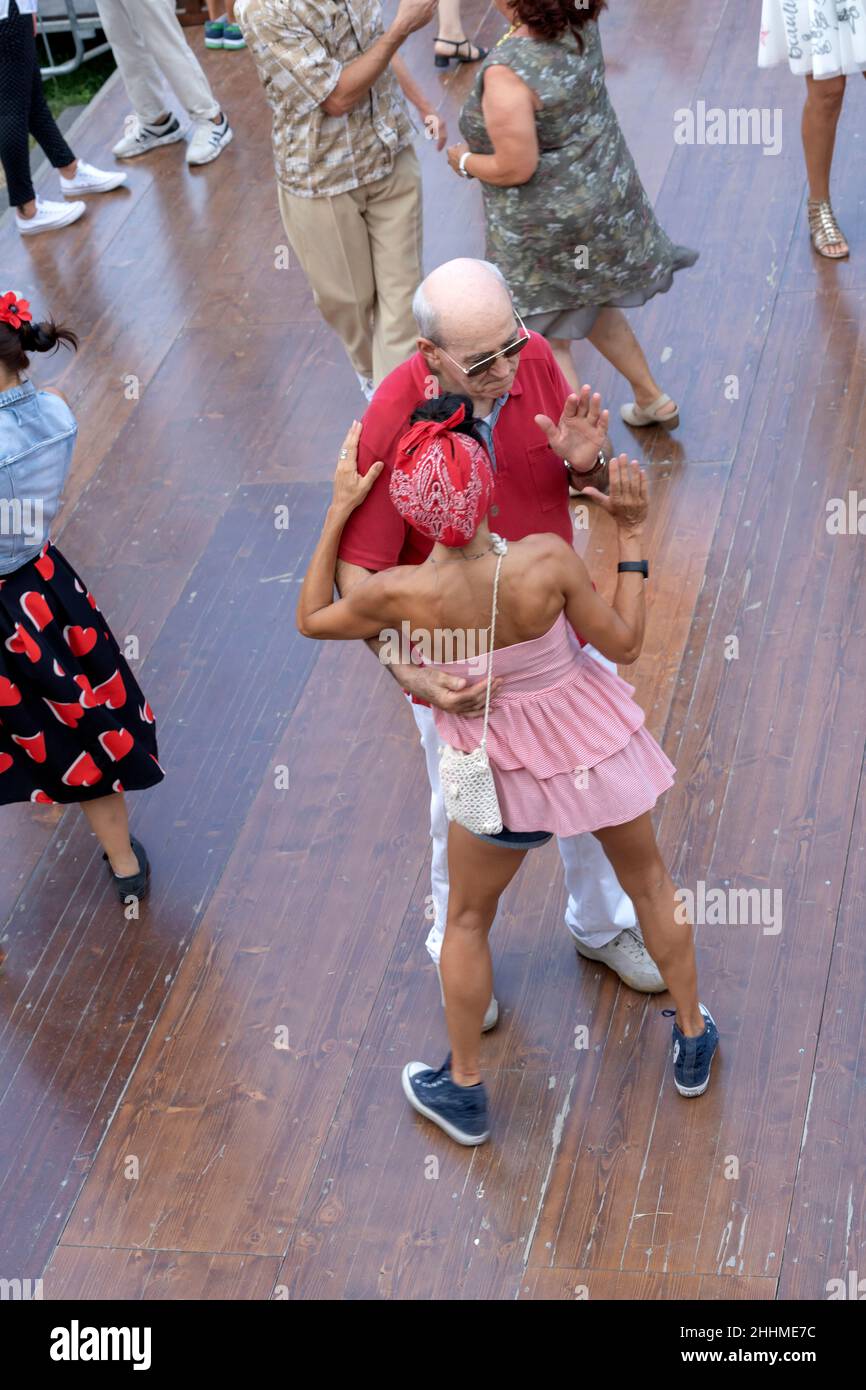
left=458, top=150, right=475, bottom=179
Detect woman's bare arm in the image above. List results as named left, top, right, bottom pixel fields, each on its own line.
left=461, top=65, right=540, bottom=186
left=296, top=422, right=392, bottom=640
left=556, top=457, right=649, bottom=664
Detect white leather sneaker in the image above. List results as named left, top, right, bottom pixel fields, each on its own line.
left=113, top=114, right=185, bottom=159
left=435, top=962, right=499, bottom=1031
left=16, top=197, right=85, bottom=235
left=60, top=160, right=127, bottom=196
left=186, top=113, right=233, bottom=165
left=573, top=927, right=666, bottom=992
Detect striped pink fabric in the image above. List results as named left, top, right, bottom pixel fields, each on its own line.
left=432, top=612, right=675, bottom=836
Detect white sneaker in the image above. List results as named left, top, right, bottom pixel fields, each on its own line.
left=60, top=159, right=128, bottom=196
left=355, top=372, right=375, bottom=402
left=16, top=197, right=86, bottom=236
left=435, top=962, right=500, bottom=1032
left=573, top=927, right=666, bottom=993
left=186, top=113, right=233, bottom=165
left=112, top=114, right=185, bottom=159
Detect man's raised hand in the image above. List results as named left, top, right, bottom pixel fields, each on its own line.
left=534, top=384, right=609, bottom=474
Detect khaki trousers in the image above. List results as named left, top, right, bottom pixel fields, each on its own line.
left=95, top=0, right=220, bottom=125
left=277, top=145, right=423, bottom=386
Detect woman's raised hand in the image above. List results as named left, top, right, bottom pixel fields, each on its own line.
left=581, top=454, right=648, bottom=536
left=330, top=421, right=384, bottom=517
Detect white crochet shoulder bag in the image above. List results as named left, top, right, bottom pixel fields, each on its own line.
left=439, top=536, right=506, bottom=836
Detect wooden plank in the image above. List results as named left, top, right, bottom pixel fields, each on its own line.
left=778, top=755, right=866, bottom=1299
left=519, top=1269, right=777, bottom=1300
left=44, top=1246, right=279, bottom=1300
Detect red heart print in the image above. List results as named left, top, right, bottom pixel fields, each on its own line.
left=64, top=625, right=97, bottom=657
left=139, top=700, right=155, bottom=724
left=99, top=728, right=133, bottom=762
left=5, top=624, right=41, bottom=662
left=0, top=676, right=22, bottom=707
left=86, top=591, right=98, bottom=610
left=112, top=779, right=123, bottom=793
left=92, top=669, right=126, bottom=710
left=12, top=731, right=46, bottom=763
left=44, top=697, right=85, bottom=727
left=62, top=751, right=103, bottom=788
left=53, top=659, right=65, bottom=677
left=20, top=591, right=53, bottom=632
left=0, top=752, right=13, bottom=773
left=31, top=789, right=55, bottom=804
left=34, top=549, right=55, bottom=580
left=74, top=675, right=98, bottom=708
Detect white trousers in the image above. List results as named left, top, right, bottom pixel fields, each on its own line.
left=410, top=644, right=639, bottom=963
left=96, top=0, right=220, bottom=125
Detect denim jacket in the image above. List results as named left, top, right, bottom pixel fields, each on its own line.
left=0, top=378, right=77, bottom=576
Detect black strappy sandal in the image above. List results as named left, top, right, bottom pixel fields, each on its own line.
left=433, top=37, right=488, bottom=68
left=103, top=835, right=150, bottom=904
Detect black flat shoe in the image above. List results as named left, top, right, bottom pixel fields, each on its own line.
left=433, top=37, right=488, bottom=68
left=103, top=835, right=150, bottom=903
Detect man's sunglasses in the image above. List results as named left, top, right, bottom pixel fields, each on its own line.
left=438, top=312, right=531, bottom=379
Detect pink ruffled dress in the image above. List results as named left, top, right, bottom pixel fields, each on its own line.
left=432, top=611, right=675, bottom=836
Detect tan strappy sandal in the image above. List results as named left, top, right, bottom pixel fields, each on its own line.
left=807, top=199, right=849, bottom=259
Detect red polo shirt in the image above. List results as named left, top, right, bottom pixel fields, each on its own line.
left=338, top=332, right=574, bottom=571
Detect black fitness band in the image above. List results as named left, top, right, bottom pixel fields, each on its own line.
left=617, top=560, right=649, bottom=578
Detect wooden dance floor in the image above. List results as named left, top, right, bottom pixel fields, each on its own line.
left=1, top=0, right=864, bottom=1301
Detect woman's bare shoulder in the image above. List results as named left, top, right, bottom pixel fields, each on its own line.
left=511, top=532, right=574, bottom=560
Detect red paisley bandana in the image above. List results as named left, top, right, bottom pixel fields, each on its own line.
left=390, top=403, right=494, bottom=547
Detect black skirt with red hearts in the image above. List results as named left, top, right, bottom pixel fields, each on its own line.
left=0, top=543, right=164, bottom=806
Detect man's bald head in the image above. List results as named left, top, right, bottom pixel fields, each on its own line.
left=412, top=258, right=524, bottom=406
left=413, top=258, right=514, bottom=350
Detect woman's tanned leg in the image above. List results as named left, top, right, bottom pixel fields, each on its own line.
left=440, top=824, right=528, bottom=1084
left=593, top=812, right=703, bottom=1035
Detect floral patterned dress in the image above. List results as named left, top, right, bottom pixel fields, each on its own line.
left=458, top=21, right=697, bottom=339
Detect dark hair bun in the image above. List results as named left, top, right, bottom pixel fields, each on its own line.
left=409, top=392, right=480, bottom=441
left=21, top=321, right=56, bottom=352
left=18, top=319, right=79, bottom=355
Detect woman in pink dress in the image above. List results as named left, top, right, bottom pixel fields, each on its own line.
left=297, top=395, right=718, bottom=1145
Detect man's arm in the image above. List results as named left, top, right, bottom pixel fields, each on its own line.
left=321, top=0, right=438, bottom=118
left=390, top=52, right=447, bottom=149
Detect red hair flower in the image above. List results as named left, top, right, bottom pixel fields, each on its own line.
left=0, top=291, right=33, bottom=330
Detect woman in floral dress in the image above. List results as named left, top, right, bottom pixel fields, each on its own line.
left=447, top=0, right=697, bottom=432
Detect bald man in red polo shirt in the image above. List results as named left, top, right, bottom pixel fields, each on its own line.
left=337, top=259, right=664, bottom=1024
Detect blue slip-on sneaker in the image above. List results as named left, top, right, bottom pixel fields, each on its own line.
left=204, top=19, right=224, bottom=48
left=402, top=1055, right=490, bottom=1145
left=665, top=1003, right=719, bottom=1097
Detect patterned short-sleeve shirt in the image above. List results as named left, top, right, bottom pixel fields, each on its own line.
left=237, top=0, right=415, bottom=198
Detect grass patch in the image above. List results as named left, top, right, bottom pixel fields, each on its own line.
left=37, top=29, right=116, bottom=120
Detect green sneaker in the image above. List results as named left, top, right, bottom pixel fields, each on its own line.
left=223, top=23, right=246, bottom=50
left=204, top=19, right=224, bottom=49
